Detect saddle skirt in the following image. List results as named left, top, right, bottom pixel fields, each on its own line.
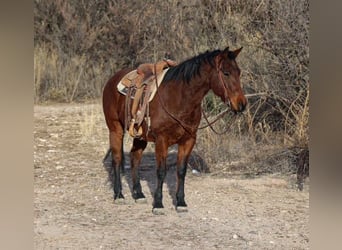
left=117, top=68, right=170, bottom=102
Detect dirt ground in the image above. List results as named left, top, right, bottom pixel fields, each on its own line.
left=34, top=103, right=309, bottom=250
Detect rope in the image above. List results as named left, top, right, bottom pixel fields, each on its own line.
left=124, top=86, right=132, bottom=133
left=153, top=63, right=197, bottom=138
left=201, top=108, right=241, bottom=135
left=198, top=108, right=229, bottom=129
left=147, top=63, right=268, bottom=136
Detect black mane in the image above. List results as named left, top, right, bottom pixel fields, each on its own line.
left=162, top=49, right=221, bottom=84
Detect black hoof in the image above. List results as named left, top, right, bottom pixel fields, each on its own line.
left=153, top=201, right=164, bottom=210
left=133, top=192, right=146, bottom=200
left=114, top=193, right=125, bottom=205
left=114, top=193, right=125, bottom=200
left=176, top=200, right=187, bottom=207
left=133, top=192, right=147, bottom=204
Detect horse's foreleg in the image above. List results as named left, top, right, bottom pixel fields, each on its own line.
left=130, top=138, right=147, bottom=201
left=152, top=139, right=168, bottom=212
left=109, top=126, right=124, bottom=201
left=176, top=138, right=196, bottom=211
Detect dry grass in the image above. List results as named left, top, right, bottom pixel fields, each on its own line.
left=34, top=45, right=115, bottom=103
left=78, top=103, right=105, bottom=144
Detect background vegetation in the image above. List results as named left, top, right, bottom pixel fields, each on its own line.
left=34, top=0, right=309, bottom=176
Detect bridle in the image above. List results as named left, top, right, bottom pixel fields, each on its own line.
left=151, top=60, right=237, bottom=137
left=197, top=60, right=238, bottom=134
left=216, top=59, right=231, bottom=107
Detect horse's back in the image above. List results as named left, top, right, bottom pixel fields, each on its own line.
left=102, top=68, right=131, bottom=130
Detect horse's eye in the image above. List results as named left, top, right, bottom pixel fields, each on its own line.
left=223, top=71, right=230, bottom=76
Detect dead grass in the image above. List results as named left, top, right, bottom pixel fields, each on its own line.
left=34, top=45, right=116, bottom=103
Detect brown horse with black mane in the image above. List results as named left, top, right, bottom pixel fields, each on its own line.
left=102, top=47, right=247, bottom=213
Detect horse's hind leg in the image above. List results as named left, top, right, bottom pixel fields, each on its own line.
left=109, top=123, right=125, bottom=201
left=130, top=138, right=147, bottom=201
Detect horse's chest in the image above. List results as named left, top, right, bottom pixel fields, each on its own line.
left=147, top=122, right=192, bottom=144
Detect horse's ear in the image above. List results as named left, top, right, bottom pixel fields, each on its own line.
left=232, top=47, right=243, bottom=58
left=223, top=46, right=230, bottom=54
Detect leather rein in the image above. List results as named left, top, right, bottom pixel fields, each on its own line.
left=199, top=61, right=238, bottom=134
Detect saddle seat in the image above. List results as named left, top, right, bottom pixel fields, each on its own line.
left=117, top=68, right=169, bottom=101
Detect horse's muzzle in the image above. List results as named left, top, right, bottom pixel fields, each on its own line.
left=230, top=95, right=247, bottom=113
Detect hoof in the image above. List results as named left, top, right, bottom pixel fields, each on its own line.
left=152, top=208, right=165, bottom=215
left=133, top=192, right=146, bottom=201
left=135, top=198, right=147, bottom=204
left=114, top=198, right=126, bottom=205
left=114, top=193, right=125, bottom=199
left=176, top=206, right=188, bottom=213
left=114, top=193, right=126, bottom=205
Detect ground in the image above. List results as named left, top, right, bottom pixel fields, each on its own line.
left=34, top=103, right=309, bottom=249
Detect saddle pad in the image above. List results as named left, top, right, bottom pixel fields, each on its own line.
left=117, top=68, right=170, bottom=102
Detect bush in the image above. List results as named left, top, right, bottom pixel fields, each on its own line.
left=34, top=0, right=309, bottom=174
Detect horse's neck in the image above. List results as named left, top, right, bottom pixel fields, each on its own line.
left=161, top=64, right=212, bottom=114
left=172, top=77, right=210, bottom=114
left=184, top=69, right=212, bottom=105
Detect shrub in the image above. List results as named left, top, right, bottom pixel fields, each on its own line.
left=34, top=0, right=309, bottom=174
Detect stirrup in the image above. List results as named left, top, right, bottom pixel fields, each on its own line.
left=128, top=120, right=143, bottom=138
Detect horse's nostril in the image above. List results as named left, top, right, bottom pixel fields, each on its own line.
left=239, top=102, right=245, bottom=112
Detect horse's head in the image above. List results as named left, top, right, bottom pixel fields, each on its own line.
left=212, top=47, right=247, bottom=113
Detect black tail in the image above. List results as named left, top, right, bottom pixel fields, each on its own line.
left=102, top=148, right=112, bottom=165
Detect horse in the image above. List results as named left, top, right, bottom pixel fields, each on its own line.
left=102, top=46, right=247, bottom=213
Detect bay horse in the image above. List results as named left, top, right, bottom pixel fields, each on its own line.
left=102, top=47, right=247, bottom=213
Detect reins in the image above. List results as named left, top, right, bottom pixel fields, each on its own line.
left=217, top=60, right=231, bottom=106
left=152, top=62, right=236, bottom=136
left=201, top=109, right=238, bottom=135
left=198, top=108, right=229, bottom=129
left=153, top=64, right=197, bottom=137
left=148, top=62, right=267, bottom=136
